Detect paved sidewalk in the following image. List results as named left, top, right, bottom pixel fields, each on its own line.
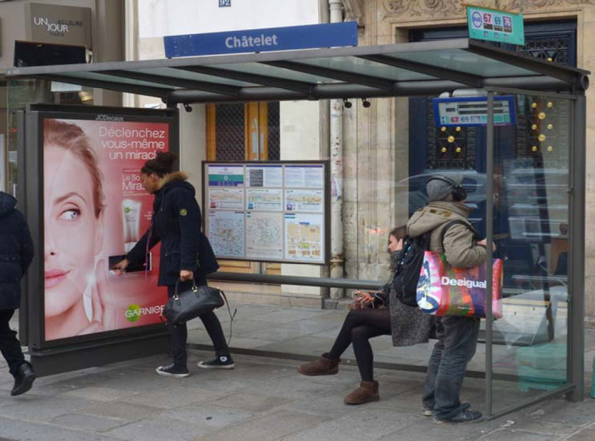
left=1, top=303, right=594, bottom=440
left=0, top=350, right=595, bottom=441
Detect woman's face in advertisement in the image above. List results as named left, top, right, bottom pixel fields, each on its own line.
left=44, top=145, right=103, bottom=318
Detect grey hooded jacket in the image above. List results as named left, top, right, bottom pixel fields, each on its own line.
left=407, top=201, right=487, bottom=268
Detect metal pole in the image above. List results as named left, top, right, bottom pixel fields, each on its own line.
left=209, top=271, right=382, bottom=291
left=329, top=0, right=345, bottom=299
left=568, top=95, right=586, bottom=402
left=485, top=91, right=495, bottom=417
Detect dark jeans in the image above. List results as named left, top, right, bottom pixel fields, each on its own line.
left=167, top=278, right=230, bottom=368
left=422, top=316, right=480, bottom=420
left=328, top=308, right=391, bottom=382
left=0, top=309, right=26, bottom=377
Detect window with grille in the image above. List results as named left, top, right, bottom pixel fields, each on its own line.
left=211, top=102, right=280, bottom=161
left=215, top=103, right=245, bottom=161
left=268, top=102, right=280, bottom=160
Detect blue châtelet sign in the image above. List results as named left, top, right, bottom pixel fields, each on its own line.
left=164, top=22, right=358, bottom=58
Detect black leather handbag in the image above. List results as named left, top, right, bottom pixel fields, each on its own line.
left=162, top=280, right=225, bottom=325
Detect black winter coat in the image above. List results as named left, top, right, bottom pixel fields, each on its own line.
left=127, top=172, right=219, bottom=286
left=0, top=192, right=34, bottom=310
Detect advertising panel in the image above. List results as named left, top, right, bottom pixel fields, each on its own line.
left=203, top=161, right=329, bottom=265
left=38, top=109, right=177, bottom=345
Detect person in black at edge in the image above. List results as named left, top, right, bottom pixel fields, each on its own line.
left=113, top=152, right=233, bottom=377
left=0, top=191, right=36, bottom=395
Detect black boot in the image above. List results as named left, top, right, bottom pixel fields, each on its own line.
left=11, top=363, right=36, bottom=396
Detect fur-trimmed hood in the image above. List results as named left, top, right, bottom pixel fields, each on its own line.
left=162, top=171, right=188, bottom=185
left=160, top=171, right=195, bottom=196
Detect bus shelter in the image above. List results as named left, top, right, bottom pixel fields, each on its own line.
left=5, top=38, right=588, bottom=419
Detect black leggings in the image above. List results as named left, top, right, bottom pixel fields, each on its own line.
left=328, top=308, right=391, bottom=382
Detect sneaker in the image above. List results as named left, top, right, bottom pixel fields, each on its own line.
left=422, top=406, right=434, bottom=417
left=424, top=401, right=470, bottom=417
left=155, top=364, right=190, bottom=378
left=433, top=409, right=483, bottom=424
left=197, top=355, right=235, bottom=369
left=11, top=363, right=36, bottom=397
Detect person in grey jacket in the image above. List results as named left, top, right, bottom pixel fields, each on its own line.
left=0, top=191, right=36, bottom=396
left=408, top=175, right=492, bottom=424
left=297, top=226, right=436, bottom=405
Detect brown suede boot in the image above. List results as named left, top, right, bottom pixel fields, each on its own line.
left=297, top=353, right=339, bottom=376
left=344, top=381, right=379, bottom=405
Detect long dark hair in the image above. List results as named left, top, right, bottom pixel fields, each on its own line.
left=141, top=152, right=178, bottom=177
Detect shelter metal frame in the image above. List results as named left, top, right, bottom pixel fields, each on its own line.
left=6, top=37, right=588, bottom=420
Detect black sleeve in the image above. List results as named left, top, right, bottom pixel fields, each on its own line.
left=171, top=188, right=202, bottom=271
left=126, top=227, right=160, bottom=264
left=19, top=213, right=34, bottom=276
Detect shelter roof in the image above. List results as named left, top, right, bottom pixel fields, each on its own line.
left=6, top=39, right=589, bottom=103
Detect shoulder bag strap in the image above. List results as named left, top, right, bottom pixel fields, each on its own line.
left=217, top=289, right=237, bottom=346
left=440, top=219, right=478, bottom=249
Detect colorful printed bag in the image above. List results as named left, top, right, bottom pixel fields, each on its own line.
left=416, top=251, right=504, bottom=319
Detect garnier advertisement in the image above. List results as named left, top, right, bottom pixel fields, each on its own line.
left=43, top=117, right=169, bottom=341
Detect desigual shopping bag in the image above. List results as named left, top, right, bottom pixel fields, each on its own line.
left=416, top=251, right=503, bottom=318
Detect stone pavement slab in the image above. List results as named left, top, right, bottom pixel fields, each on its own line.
left=197, top=409, right=329, bottom=441
left=281, top=408, right=423, bottom=441
left=50, top=412, right=129, bottom=433
left=209, top=391, right=294, bottom=412
left=104, top=415, right=212, bottom=441
left=0, top=416, right=122, bottom=441
left=81, top=401, right=162, bottom=421
left=120, top=385, right=224, bottom=409
left=0, top=393, right=102, bottom=422
left=162, top=404, right=255, bottom=428
left=478, top=430, right=558, bottom=440
left=565, top=422, right=595, bottom=440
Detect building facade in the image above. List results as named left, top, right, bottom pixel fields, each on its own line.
left=0, top=0, right=125, bottom=193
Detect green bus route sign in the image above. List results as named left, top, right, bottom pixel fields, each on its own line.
left=465, top=4, right=525, bottom=46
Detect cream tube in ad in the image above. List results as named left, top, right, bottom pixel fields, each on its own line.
left=122, top=199, right=141, bottom=252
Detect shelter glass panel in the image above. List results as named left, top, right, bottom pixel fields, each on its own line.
left=135, top=67, right=253, bottom=87
left=385, top=50, right=537, bottom=78
left=490, top=93, right=571, bottom=414
left=216, top=63, right=340, bottom=84
left=296, top=57, right=436, bottom=81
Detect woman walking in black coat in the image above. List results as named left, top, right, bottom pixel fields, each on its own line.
left=113, top=152, right=233, bottom=377
left=0, top=191, right=36, bottom=395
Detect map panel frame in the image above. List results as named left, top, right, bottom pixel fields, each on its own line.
left=202, top=160, right=330, bottom=265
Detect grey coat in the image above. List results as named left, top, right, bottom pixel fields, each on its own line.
left=381, top=251, right=436, bottom=347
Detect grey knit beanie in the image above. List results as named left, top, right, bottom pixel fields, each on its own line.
left=426, top=175, right=462, bottom=202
